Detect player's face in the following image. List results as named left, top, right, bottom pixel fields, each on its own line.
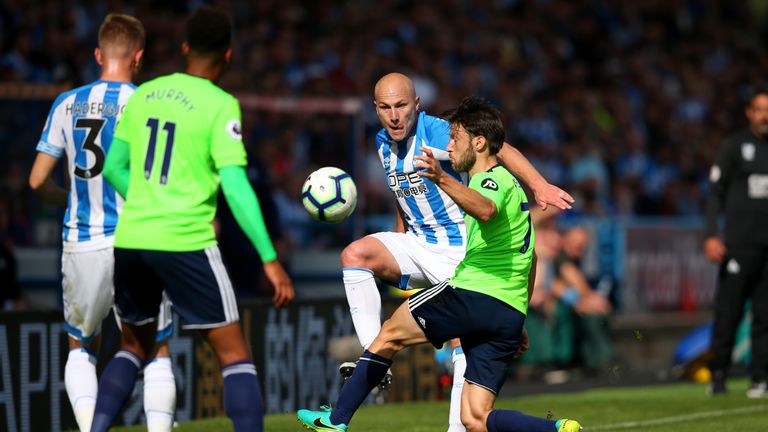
left=374, top=94, right=419, bottom=141
left=746, top=94, right=768, bottom=137
left=448, top=124, right=477, bottom=172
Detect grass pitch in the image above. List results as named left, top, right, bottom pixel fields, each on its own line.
left=114, top=379, right=768, bottom=431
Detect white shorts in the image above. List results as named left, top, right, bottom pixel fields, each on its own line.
left=62, top=248, right=173, bottom=344
left=370, top=231, right=465, bottom=289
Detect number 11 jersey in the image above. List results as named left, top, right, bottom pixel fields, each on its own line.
left=112, top=73, right=247, bottom=252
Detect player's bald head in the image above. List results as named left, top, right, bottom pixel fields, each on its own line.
left=374, top=73, right=416, bottom=102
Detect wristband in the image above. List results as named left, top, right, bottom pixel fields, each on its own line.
left=561, top=287, right=581, bottom=306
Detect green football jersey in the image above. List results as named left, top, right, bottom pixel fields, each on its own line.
left=450, top=165, right=535, bottom=315
left=113, top=73, right=247, bottom=251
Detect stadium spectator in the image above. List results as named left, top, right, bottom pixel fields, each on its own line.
left=523, top=215, right=613, bottom=379
left=2, top=1, right=768, bottom=250
left=704, top=86, right=768, bottom=398
left=551, top=225, right=614, bottom=372
left=521, top=209, right=574, bottom=382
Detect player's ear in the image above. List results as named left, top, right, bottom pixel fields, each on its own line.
left=224, top=48, right=232, bottom=65
left=414, top=95, right=421, bottom=111
left=94, top=48, right=103, bottom=66
left=181, top=42, right=190, bottom=57
left=133, top=49, right=145, bottom=71
left=474, top=136, right=487, bottom=152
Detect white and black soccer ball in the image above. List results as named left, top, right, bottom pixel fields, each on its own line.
left=301, top=166, right=358, bottom=223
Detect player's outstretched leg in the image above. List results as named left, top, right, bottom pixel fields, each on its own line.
left=299, top=350, right=393, bottom=431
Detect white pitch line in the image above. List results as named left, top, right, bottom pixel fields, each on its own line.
left=586, top=405, right=768, bottom=430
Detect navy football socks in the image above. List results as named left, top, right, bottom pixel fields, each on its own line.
left=330, top=350, right=392, bottom=425
left=486, top=409, right=558, bottom=432
left=222, top=361, right=264, bottom=432
left=90, top=350, right=143, bottom=432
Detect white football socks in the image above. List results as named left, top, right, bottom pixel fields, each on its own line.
left=343, top=268, right=381, bottom=350
left=143, top=357, right=176, bottom=432
left=448, top=348, right=467, bottom=432
left=65, top=348, right=98, bottom=432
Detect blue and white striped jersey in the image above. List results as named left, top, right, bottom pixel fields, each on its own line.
left=36, top=80, right=135, bottom=251
left=375, top=111, right=468, bottom=248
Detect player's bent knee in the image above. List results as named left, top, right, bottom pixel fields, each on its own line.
left=461, top=406, right=490, bottom=432
left=340, top=241, right=371, bottom=268
left=461, top=414, right=487, bottom=432
left=374, top=321, right=408, bottom=353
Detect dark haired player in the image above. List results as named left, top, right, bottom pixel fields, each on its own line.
left=704, top=86, right=768, bottom=398
left=298, top=96, right=582, bottom=432
left=90, top=7, right=294, bottom=432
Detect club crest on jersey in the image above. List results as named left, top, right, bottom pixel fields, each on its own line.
left=709, top=165, right=721, bottom=183
left=742, top=143, right=755, bottom=161
left=481, top=178, right=498, bottom=191
left=226, top=119, right=242, bottom=140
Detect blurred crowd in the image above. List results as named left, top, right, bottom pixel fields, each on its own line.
left=2, top=0, right=768, bottom=251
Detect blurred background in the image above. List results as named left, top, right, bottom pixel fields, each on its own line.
left=0, top=0, right=763, bottom=428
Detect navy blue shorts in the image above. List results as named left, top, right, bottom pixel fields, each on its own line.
left=408, top=281, right=525, bottom=394
left=114, top=246, right=240, bottom=329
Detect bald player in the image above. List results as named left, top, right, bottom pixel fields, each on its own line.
left=339, top=73, right=574, bottom=432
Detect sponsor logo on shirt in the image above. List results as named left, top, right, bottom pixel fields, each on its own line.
left=481, top=178, right=498, bottom=191
left=748, top=174, right=768, bottom=198
left=388, top=172, right=428, bottom=198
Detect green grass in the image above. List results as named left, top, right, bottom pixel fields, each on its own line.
left=114, top=379, right=768, bottom=431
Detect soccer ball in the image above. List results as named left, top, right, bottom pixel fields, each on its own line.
left=301, top=167, right=358, bottom=223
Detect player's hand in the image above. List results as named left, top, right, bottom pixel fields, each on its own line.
left=703, top=236, right=726, bottom=264
left=414, top=147, right=444, bottom=184
left=513, top=328, right=529, bottom=359
left=263, top=260, right=294, bottom=308
left=532, top=182, right=574, bottom=211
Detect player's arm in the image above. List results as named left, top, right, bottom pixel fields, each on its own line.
left=29, top=152, right=68, bottom=207
left=219, top=166, right=294, bottom=307
left=497, top=143, right=574, bottom=210
left=703, top=138, right=733, bottom=263
left=415, top=147, right=497, bottom=222
left=103, top=137, right=131, bottom=198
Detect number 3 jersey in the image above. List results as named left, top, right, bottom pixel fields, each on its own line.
left=375, top=111, right=468, bottom=248
left=36, top=80, right=135, bottom=252
left=112, top=73, right=247, bottom=251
